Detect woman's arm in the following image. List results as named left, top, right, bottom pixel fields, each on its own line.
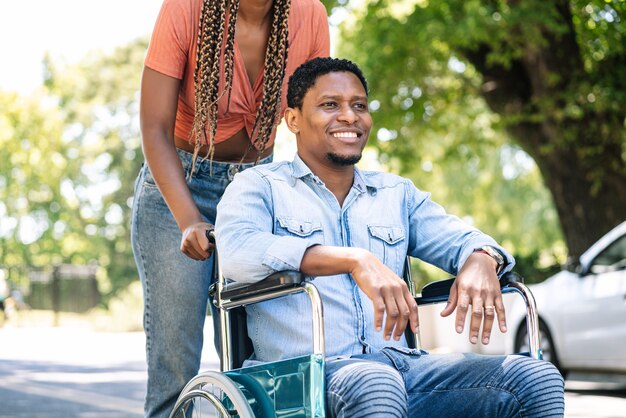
left=139, top=66, right=213, bottom=260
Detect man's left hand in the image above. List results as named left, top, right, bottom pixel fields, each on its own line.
left=439, top=252, right=507, bottom=344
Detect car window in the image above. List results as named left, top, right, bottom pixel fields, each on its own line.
left=590, top=233, right=626, bottom=274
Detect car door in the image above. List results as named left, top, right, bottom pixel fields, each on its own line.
left=562, top=233, right=626, bottom=370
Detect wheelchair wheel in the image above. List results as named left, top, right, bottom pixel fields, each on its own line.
left=515, top=319, right=567, bottom=378
left=169, top=371, right=255, bottom=418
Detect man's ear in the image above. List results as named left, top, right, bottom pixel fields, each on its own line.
left=285, top=107, right=300, bottom=134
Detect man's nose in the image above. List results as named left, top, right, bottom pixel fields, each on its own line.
left=337, top=105, right=357, bottom=123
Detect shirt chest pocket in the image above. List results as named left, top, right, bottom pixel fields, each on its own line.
left=276, top=217, right=324, bottom=242
left=368, top=225, right=406, bottom=273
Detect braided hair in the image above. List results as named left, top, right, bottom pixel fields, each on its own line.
left=190, top=0, right=291, bottom=165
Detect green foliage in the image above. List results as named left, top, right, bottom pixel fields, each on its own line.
left=3, top=0, right=624, bottom=297
left=0, top=91, right=76, bottom=267
left=329, top=0, right=626, bottom=280
left=1, top=39, right=148, bottom=303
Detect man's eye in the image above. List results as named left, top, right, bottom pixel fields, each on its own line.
left=354, top=103, right=368, bottom=110
left=322, top=102, right=337, bottom=108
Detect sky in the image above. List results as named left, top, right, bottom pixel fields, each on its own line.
left=0, top=0, right=163, bottom=94
left=0, top=1, right=369, bottom=164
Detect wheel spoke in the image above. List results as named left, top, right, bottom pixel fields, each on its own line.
left=169, top=372, right=254, bottom=418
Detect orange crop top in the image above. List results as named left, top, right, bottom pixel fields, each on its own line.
left=144, top=0, right=330, bottom=148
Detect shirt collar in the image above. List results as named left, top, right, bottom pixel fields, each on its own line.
left=354, top=166, right=378, bottom=194
left=290, top=154, right=378, bottom=193
left=290, top=154, right=314, bottom=179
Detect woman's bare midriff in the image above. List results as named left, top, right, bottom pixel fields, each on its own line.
left=174, top=128, right=273, bottom=163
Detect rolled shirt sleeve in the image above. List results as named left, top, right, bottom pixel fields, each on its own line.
left=405, top=180, right=515, bottom=276
left=215, top=169, right=320, bottom=283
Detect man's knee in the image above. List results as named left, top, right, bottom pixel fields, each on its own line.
left=502, top=356, right=565, bottom=417
left=327, top=361, right=407, bottom=418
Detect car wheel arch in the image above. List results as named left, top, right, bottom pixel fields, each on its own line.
left=514, top=316, right=567, bottom=377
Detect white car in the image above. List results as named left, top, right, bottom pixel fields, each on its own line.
left=506, top=221, right=626, bottom=376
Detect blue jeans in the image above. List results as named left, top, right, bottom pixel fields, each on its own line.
left=131, top=148, right=272, bottom=418
left=326, top=348, right=564, bottom=418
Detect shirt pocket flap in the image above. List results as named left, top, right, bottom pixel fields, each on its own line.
left=278, top=218, right=322, bottom=237
left=368, top=225, right=405, bottom=245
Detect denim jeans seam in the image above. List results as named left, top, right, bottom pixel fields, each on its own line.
left=326, top=389, right=347, bottom=416
left=380, top=348, right=410, bottom=373
left=134, top=180, right=152, bottom=355
left=327, top=378, right=408, bottom=418
left=253, top=308, right=264, bottom=359
left=482, top=366, right=525, bottom=409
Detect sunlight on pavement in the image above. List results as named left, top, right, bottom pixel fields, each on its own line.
left=0, top=321, right=219, bottom=418
left=565, top=392, right=626, bottom=418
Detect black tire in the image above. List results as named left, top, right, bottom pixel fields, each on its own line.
left=515, top=320, right=567, bottom=379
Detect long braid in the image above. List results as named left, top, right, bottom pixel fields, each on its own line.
left=191, top=0, right=292, bottom=171
left=250, top=0, right=291, bottom=159
left=223, top=0, right=240, bottom=113
left=190, top=0, right=228, bottom=171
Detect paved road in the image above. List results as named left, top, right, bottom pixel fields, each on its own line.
left=1, top=324, right=625, bottom=417
left=0, top=324, right=218, bottom=418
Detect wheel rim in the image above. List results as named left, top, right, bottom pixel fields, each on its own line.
left=174, top=389, right=231, bottom=417
left=169, top=372, right=254, bottom=418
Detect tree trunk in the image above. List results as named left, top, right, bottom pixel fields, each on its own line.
left=462, top=1, right=626, bottom=257
left=508, top=120, right=626, bottom=258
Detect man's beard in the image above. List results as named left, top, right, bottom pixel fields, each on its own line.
left=326, top=152, right=362, bottom=166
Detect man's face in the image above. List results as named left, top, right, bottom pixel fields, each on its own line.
left=287, top=71, right=372, bottom=169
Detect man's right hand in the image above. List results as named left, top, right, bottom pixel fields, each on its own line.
left=349, top=249, right=419, bottom=341
left=180, top=222, right=215, bottom=260
left=300, top=246, right=419, bottom=341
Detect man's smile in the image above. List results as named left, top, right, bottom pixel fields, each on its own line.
left=332, top=131, right=358, bottom=138
left=330, top=130, right=364, bottom=144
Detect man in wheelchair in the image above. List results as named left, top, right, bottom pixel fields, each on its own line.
left=215, top=57, right=564, bottom=417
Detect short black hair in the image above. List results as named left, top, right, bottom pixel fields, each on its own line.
left=287, top=57, right=369, bottom=109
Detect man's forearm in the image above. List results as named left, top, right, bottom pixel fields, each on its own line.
left=300, top=245, right=366, bottom=277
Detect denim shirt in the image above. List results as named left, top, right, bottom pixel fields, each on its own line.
left=215, top=155, right=514, bottom=364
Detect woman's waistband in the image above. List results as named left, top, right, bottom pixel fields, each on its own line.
left=176, top=147, right=273, bottom=179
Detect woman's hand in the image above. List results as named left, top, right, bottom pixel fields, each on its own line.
left=180, top=222, right=215, bottom=260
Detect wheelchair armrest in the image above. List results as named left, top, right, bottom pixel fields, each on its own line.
left=219, top=270, right=306, bottom=302
left=416, top=271, right=523, bottom=305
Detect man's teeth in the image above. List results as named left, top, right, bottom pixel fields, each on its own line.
left=332, top=132, right=357, bottom=138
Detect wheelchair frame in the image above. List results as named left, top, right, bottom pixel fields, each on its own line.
left=169, top=231, right=542, bottom=418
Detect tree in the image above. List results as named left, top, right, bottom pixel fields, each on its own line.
left=327, top=0, right=626, bottom=259
left=0, top=91, right=83, bottom=269
left=55, top=40, right=148, bottom=294
left=1, top=39, right=148, bottom=301
left=43, top=39, right=148, bottom=297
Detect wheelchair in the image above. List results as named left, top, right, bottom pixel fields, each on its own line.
left=169, top=231, right=542, bottom=418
